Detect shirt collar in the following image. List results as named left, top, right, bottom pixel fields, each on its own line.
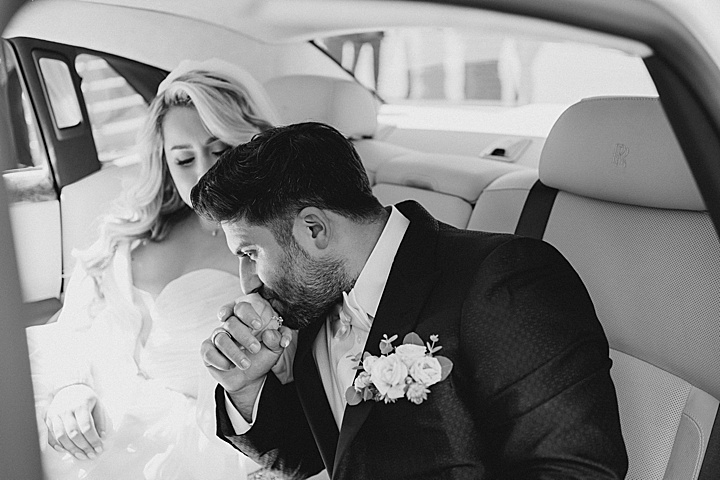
left=351, top=206, right=410, bottom=318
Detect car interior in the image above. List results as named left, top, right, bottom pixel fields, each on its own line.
left=2, top=0, right=719, bottom=477
left=50, top=72, right=720, bottom=478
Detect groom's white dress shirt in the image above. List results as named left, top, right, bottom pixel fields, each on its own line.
left=226, top=207, right=409, bottom=432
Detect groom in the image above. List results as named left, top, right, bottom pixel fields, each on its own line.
left=191, top=122, right=628, bottom=479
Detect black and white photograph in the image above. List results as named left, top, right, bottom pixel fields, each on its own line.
left=1, top=1, right=719, bottom=479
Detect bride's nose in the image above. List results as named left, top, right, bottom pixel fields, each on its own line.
left=239, top=256, right=262, bottom=295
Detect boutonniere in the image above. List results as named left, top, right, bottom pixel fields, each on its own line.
left=345, top=332, right=453, bottom=405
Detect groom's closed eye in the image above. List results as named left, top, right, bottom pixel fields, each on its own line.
left=239, top=250, right=257, bottom=261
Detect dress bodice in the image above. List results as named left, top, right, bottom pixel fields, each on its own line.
left=134, top=269, right=239, bottom=397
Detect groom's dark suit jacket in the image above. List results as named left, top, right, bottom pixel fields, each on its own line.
left=214, top=201, right=628, bottom=479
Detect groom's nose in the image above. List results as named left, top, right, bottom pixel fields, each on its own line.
left=239, top=256, right=262, bottom=294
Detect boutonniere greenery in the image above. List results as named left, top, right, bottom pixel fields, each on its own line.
left=345, top=332, right=453, bottom=406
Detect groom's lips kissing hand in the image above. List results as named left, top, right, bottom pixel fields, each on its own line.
left=255, top=285, right=291, bottom=326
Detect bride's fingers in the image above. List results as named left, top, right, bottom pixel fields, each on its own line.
left=254, top=326, right=293, bottom=353
left=48, top=415, right=74, bottom=455
left=63, top=411, right=98, bottom=459
left=91, top=402, right=108, bottom=441
left=240, top=293, right=276, bottom=321
left=216, top=301, right=236, bottom=322
left=45, top=419, right=64, bottom=453
left=229, top=301, right=264, bottom=331
left=261, top=328, right=295, bottom=353
left=75, top=404, right=103, bottom=455
left=278, top=326, right=294, bottom=349
left=50, top=413, right=87, bottom=460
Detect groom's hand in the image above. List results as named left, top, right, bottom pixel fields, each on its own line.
left=201, top=293, right=292, bottom=420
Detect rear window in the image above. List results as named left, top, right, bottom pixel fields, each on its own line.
left=76, top=54, right=147, bottom=166
left=317, top=28, right=657, bottom=107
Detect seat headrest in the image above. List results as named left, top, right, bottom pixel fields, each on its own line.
left=264, top=75, right=377, bottom=139
left=540, top=96, right=705, bottom=211
left=375, top=152, right=521, bottom=203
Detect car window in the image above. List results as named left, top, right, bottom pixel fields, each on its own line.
left=317, top=28, right=658, bottom=107
left=38, top=57, right=83, bottom=130
left=1, top=40, right=54, bottom=203
left=1, top=41, right=47, bottom=172
left=75, top=53, right=147, bottom=167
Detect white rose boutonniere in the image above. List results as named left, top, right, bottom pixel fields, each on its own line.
left=345, top=332, right=453, bottom=405
left=395, top=343, right=428, bottom=367
left=368, top=353, right=408, bottom=400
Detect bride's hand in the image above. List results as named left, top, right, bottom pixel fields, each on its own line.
left=201, top=293, right=293, bottom=420
left=45, top=384, right=107, bottom=460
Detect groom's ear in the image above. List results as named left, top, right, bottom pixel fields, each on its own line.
left=293, top=207, right=331, bottom=251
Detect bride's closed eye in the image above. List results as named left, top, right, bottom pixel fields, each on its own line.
left=210, top=139, right=230, bottom=156
left=175, top=156, right=195, bottom=166
left=172, top=145, right=228, bottom=166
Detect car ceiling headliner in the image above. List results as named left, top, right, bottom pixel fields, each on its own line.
left=70, top=0, right=652, bottom=54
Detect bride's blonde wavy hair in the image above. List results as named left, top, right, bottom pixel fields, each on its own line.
left=78, top=62, right=278, bottom=277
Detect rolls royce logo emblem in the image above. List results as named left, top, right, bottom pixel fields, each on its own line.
left=612, top=143, right=629, bottom=168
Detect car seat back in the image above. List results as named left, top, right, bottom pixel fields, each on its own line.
left=264, top=74, right=388, bottom=183
left=471, top=96, right=720, bottom=479
left=372, top=151, right=520, bottom=228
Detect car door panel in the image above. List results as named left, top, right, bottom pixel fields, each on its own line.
left=8, top=193, right=61, bottom=303
left=1, top=39, right=63, bottom=311
left=5, top=38, right=164, bottom=320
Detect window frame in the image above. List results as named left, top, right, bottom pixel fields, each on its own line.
left=6, top=37, right=166, bottom=189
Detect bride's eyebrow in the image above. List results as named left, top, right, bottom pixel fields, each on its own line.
left=169, top=137, right=220, bottom=150
left=169, top=144, right=192, bottom=150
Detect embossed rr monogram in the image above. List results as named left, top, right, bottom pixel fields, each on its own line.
left=612, top=143, right=629, bottom=168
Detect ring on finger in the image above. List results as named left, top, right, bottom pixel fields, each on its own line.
left=271, top=315, right=283, bottom=327
left=211, top=329, right=233, bottom=347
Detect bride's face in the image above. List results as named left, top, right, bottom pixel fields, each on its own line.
left=162, top=106, right=230, bottom=207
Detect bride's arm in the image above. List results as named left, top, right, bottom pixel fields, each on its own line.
left=42, top=256, right=112, bottom=460
left=47, top=260, right=100, bottom=392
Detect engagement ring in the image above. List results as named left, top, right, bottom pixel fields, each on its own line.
left=271, top=315, right=283, bottom=327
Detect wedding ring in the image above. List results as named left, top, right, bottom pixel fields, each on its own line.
left=271, top=315, right=283, bottom=327
left=211, top=329, right=233, bottom=347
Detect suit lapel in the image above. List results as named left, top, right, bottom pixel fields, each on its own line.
left=334, top=201, right=442, bottom=473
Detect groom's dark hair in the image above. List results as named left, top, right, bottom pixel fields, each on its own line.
left=191, top=121, right=385, bottom=244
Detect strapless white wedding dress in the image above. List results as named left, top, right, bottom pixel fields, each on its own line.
left=27, top=262, right=252, bottom=480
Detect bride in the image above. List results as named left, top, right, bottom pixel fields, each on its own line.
left=26, top=58, right=292, bottom=479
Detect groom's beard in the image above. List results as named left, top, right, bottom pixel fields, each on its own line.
left=259, top=237, right=352, bottom=330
